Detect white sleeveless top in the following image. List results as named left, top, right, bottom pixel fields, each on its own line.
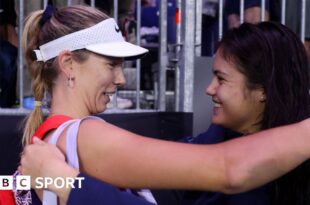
left=42, top=116, right=157, bottom=205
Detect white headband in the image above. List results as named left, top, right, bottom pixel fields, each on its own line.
left=34, top=18, right=148, bottom=62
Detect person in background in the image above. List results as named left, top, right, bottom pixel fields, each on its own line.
left=201, top=0, right=270, bottom=56
left=0, top=0, right=18, bottom=108
left=0, top=0, right=18, bottom=47
left=225, top=0, right=270, bottom=29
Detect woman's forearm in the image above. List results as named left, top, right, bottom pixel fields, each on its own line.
left=222, top=118, right=310, bottom=193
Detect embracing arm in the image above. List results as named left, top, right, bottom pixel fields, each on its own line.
left=19, top=139, right=153, bottom=205
left=76, top=118, right=310, bottom=194
left=19, top=138, right=79, bottom=205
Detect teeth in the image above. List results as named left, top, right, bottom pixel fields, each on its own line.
left=103, top=92, right=115, bottom=96
left=214, top=103, right=221, bottom=108
left=103, top=92, right=114, bottom=96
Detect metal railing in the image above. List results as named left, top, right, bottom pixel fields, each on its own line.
left=0, top=0, right=308, bottom=115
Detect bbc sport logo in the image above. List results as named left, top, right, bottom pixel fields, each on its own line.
left=0, top=175, right=30, bottom=190
left=0, top=175, right=85, bottom=190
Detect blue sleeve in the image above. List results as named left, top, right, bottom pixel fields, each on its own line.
left=67, top=173, right=154, bottom=205
left=181, top=124, right=240, bottom=144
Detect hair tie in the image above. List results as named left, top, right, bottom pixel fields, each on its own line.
left=40, top=5, right=57, bottom=27
left=34, top=101, right=42, bottom=107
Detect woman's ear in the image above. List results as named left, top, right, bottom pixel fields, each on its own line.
left=260, top=95, right=266, bottom=102
left=56, top=50, right=74, bottom=78
left=258, top=89, right=266, bottom=103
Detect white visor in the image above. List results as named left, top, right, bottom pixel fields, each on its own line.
left=34, top=18, right=148, bottom=62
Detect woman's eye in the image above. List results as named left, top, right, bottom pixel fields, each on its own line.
left=107, top=63, right=116, bottom=69
left=217, top=76, right=225, bottom=82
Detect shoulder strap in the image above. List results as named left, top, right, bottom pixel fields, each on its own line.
left=32, top=115, right=73, bottom=205
left=65, top=116, right=102, bottom=169
left=31, top=115, right=73, bottom=143
left=42, top=116, right=102, bottom=205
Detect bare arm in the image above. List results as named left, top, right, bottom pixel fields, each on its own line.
left=72, top=118, right=310, bottom=193
left=244, top=6, right=269, bottom=24
left=227, top=7, right=269, bottom=29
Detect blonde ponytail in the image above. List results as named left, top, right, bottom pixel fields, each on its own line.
left=22, top=10, right=45, bottom=146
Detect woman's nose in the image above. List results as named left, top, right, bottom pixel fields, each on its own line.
left=206, top=77, right=217, bottom=96
left=114, top=67, right=126, bottom=87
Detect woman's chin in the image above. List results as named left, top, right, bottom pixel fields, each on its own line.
left=98, top=106, right=107, bottom=113
left=91, top=105, right=107, bottom=115
left=211, top=115, right=223, bottom=125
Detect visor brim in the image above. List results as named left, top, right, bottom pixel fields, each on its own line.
left=86, top=41, right=148, bottom=60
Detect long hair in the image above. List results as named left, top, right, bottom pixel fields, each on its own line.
left=22, top=5, right=109, bottom=146
left=218, top=22, right=310, bottom=205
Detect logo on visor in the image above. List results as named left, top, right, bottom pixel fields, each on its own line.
left=115, top=25, right=121, bottom=33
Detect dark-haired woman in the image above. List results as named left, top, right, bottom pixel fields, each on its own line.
left=154, top=22, right=310, bottom=205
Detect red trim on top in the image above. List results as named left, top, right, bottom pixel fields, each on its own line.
left=0, top=116, right=73, bottom=205
left=31, top=115, right=73, bottom=144
left=0, top=190, right=15, bottom=205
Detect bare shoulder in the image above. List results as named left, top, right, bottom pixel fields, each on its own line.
left=75, top=117, right=150, bottom=180
left=78, top=117, right=140, bottom=142
left=76, top=117, right=143, bottom=160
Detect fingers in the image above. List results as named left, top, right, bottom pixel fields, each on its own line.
left=19, top=139, right=67, bottom=177
left=19, top=147, right=30, bottom=175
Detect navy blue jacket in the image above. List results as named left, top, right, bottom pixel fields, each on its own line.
left=67, top=173, right=154, bottom=205
left=31, top=174, right=153, bottom=205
